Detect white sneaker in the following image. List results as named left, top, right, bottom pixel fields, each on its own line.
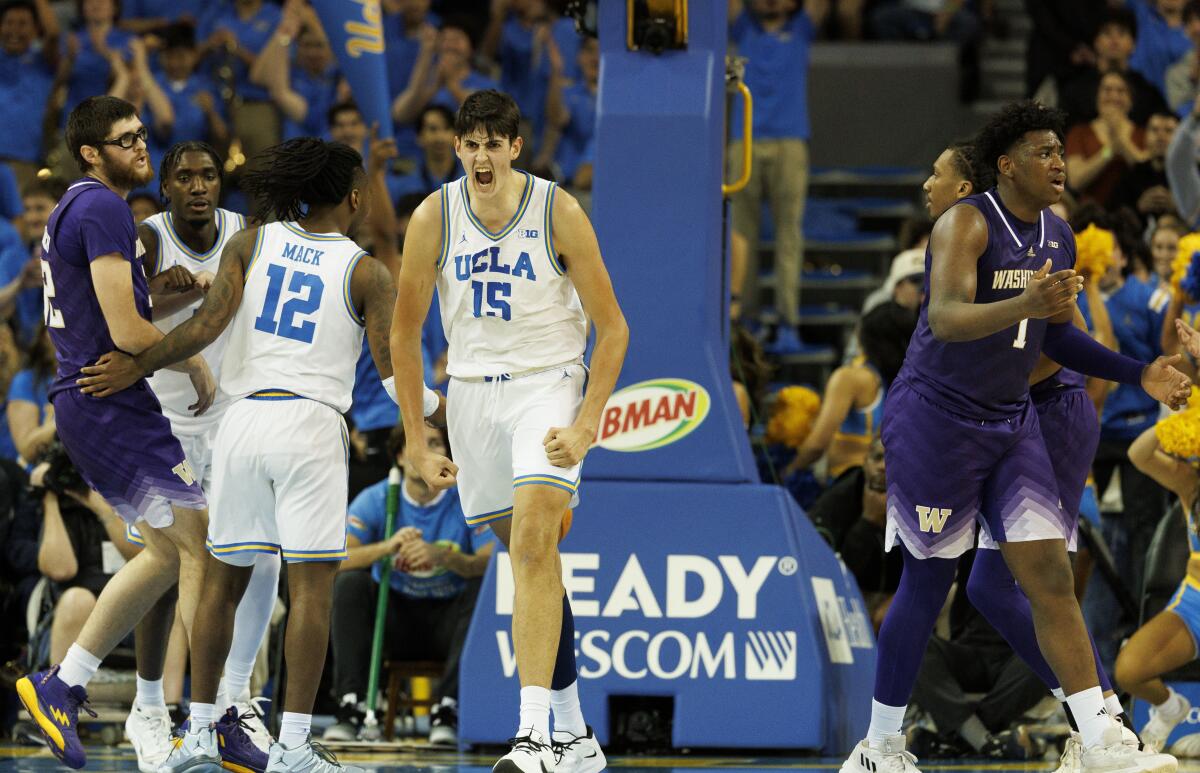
left=234, top=698, right=274, bottom=752
left=126, top=702, right=175, bottom=773
left=553, top=726, right=605, bottom=773
left=158, top=726, right=221, bottom=773
left=839, top=735, right=921, bottom=773
left=267, top=737, right=363, bottom=773
left=1081, top=724, right=1178, bottom=773
left=1055, top=732, right=1083, bottom=773
left=1142, top=691, right=1190, bottom=754
left=493, top=729, right=556, bottom=773
left=1168, top=732, right=1200, bottom=757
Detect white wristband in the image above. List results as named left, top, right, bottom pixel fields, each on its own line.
left=422, top=384, right=440, bottom=417
left=380, top=376, right=440, bottom=418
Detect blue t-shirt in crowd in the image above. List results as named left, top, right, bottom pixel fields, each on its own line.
left=0, top=48, right=55, bottom=163
left=123, top=0, right=206, bottom=23
left=9, top=368, right=51, bottom=422
left=386, top=159, right=460, bottom=204
left=1096, top=276, right=1166, bottom=439
left=198, top=1, right=282, bottom=102
left=383, top=11, right=439, bottom=100
left=556, top=82, right=596, bottom=182
left=351, top=340, right=398, bottom=434
left=346, top=480, right=493, bottom=599
left=1127, top=0, right=1193, bottom=96
left=61, top=28, right=135, bottom=124
left=500, top=18, right=549, bottom=136
left=431, top=71, right=500, bottom=114
left=0, top=223, right=39, bottom=344
left=729, top=10, right=813, bottom=141
left=0, top=164, right=22, bottom=220
left=282, top=63, right=340, bottom=140
left=551, top=16, right=582, bottom=83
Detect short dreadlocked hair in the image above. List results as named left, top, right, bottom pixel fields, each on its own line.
left=945, top=140, right=992, bottom=191
left=974, top=101, right=1066, bottom=178
left=158, top=141, right=224, bottom=203
left=239, top=138, right=364, bottom=223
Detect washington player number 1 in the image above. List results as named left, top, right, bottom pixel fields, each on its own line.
left=1012, top=318, right=1028, bottom=349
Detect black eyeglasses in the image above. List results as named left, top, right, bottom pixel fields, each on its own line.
left=95, top=127, right=148, bottom=150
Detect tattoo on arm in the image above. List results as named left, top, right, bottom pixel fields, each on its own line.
left=361, top=257, right=397, bottom=378
left=135, top=228, right=251, bottom=373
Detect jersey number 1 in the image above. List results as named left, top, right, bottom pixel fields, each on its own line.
left=1012, top=319, right=1028, bottom=349
left=255, top=265, right=324, bottom=343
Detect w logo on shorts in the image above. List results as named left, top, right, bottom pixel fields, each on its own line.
left=172, top=460, right=197, bottom=487
left=916, top=505, right=952, bottom=534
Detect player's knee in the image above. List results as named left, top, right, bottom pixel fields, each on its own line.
left=1016, top=559, right=1075, bottom=602
left=509, top=522, right=559, bottom=574
left=54, top=587, right=97, bottom=623
left=1113, top=649, right=1143, bottom=692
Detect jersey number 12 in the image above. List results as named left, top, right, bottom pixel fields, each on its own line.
left=254, top=264, right=324, bottom=343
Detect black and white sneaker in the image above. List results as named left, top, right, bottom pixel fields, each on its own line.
left=429, top=700, right=457, bottom=746
left=553, top=726, right=605, bottom=773
left=493, top=729, right=555, bottom=773
left=321, top=701, right=363, bottom=743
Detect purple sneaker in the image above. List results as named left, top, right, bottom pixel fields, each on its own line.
left=216, top=707, right=269, bottom=773
left=15, top=666, right=95, bottom=769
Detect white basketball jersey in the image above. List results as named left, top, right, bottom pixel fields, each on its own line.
left=143, top=208, right=246, bottom=433
left=220, top=221, right=367, bottom=412
left=437, top=172, right=587, bottom=378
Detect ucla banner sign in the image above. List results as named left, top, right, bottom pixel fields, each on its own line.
left=309, top=0, right=393, bottom=139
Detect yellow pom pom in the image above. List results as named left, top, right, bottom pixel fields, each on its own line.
left=765, top=385, right=821, bottom=448
left=1073, top=224, right=1115, bottom=280
left=1156, top=386, right=1200, bottom=461
left=1170, top=233, right=1200, bottom=293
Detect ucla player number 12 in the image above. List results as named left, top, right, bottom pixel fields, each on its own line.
left=255, top=264, right=325, bottom=343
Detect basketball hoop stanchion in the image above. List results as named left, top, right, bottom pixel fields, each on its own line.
left=360, top=465, right=402, bottom=742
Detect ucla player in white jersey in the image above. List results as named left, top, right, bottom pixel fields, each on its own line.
left=122, top=142, right=276, bottom=773
left=393, top=90, right=628, bottom=773
left=78, top=137, right=443, bottom=773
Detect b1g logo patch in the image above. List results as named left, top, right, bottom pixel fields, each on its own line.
left=594, top=378, right=711, bottom=452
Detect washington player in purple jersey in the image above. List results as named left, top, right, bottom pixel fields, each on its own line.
left=841, top=101, right=1190, bottom=773
left=921, top=141, right=1140, bottom=768
left=14, top=96, right=216, bottom=771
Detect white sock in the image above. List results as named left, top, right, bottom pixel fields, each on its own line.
left=1104, top=693, right=1124, bottom=718
left=189, top=702, right=217, bottom=730
left=550, top=680, right=587, bottom=738
left=1067, top=687, right=1113, bottom=748
left=215, top=678, right=230, bottom=713
left=1052, top=688, right=1066, bottom=701
left=1156, top=687, right=1189, bottom=719
left=57, top=644, right=102, bottom=689
left=136, top=675, right=166, bottom=709
left=279, top=712, right=311, bottom=749
left=518, top=686, right=551, bottom=741
left=867, top=699, right=907, bottom=747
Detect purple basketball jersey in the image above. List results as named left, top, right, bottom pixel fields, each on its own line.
left=43, top=179, right=151, bottom=397
left=898, top=189, right=1077, bottom=419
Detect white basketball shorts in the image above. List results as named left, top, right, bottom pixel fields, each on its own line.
left=206, top=393, right=349, bottom=565
left=447, top=362, right=585, bottom=526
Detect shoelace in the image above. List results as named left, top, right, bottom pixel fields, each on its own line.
left=309, top=740, right=343, bottom=767
left=48, top=668, right=98, bottom=722
left=507, top=735, right=550, bottom=755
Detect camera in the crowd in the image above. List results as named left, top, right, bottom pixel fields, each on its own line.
left=36, top=441, right=89, bottom=497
